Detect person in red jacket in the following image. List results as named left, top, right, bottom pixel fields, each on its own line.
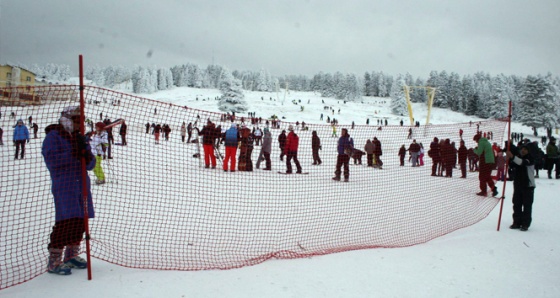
left=284, top=125, right=302, bottom=174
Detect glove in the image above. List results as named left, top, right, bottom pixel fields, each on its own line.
left=75, top=133, right=88, bottom=153
left=13, top=141, right=16, bottom=146
left=27, top=139, right=30, bottom=144
left=319, top=146, right=322, bottom=150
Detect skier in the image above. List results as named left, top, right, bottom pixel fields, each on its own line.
left=199, top=120, right=220, bottom=169
left=90, top=122, right=108, bottom=184
left=398, top=145, right=407, bottom=166
left=0, top=127, right=3, bottom=145
left=13, top=119, right=30, bottom=160
left=311, top=130, right=322, bottom=165
left=546, top=137, right=559, bottom=179
left=333, top=128, right=353, bottom=182
left=407, top=128, right=413, bottom=139
left=223, top=123, right=239, bottom=172
left=284, top=125, right=302, bottom=174
left=372, top=137, right=383, bottom=169
left=331, top=125, right=337, bottom=138
left=256, top=128, right=272, bottom=170
left=187, top=122, right=193, bottom=143
left=506, top=144, right=536, bottom=231
left=254, top=127, right=262, bottom=146
left=408, top=139, right=421, bottom=167
left=154, top=124, right=162, bottom=144
left=145, top=122, right=150, bottom=134
left=278, top=130, right=287, bottom=161
left=473, top=133, right=498, bottom=196
left=458, top=140, right=468, bottom=178
left=429, top=137, right=441, bottom=176
left=42, top=106, right=95, bottom=275
left=180, top=122, right=187, bottom=143
left=33, top=123, right=39, bottom=139
left=119, top=121, right=127, bottom=146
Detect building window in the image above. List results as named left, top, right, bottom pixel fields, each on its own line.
left=26, top=76, right=31, bottom=81
left=6, top=72, right=12, bottom=78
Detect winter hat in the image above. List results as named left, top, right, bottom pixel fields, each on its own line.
left=95, top=122, right=106, bottom=130
left=288, top=125, right=294, bottom=131
left=59, top=106, right=80, bottom=133
left=473, top=133, right=481, bottom=142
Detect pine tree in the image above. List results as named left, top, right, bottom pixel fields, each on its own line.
left=390, top=75, right=408, bottom=116
left=218, top=69, right=248, bottom=113
left=518, top=75, right=558, bottom=131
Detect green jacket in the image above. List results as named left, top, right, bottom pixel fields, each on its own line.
left=473, top=137, right=495, bottom=164
left=547, top=143, right=559, bottom=158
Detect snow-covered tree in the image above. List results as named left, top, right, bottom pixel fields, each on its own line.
left=518, top=74, right=558, bottom=131
left=218, top=69, right=248, bottom=113
left=85, top=64, right=105, bottom=86
left=390, top=74, right=408, bottom=116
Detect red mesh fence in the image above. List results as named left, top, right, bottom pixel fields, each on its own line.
left=0, top=85, right=507, bottom=289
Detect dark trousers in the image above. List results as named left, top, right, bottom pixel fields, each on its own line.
left=460, top=161, right=467, bottom=177
left=120, top=134, right=127, bottom=146
left=48, top=218, right=85, bottom=249
left=431, top=159, right=439, bottom=175
left=512, top=187, right=534, bottom=227
left=335, top=154, right=350, bottom=179
left=367, top=153, right=374, bottom=166
left=15, top=140, right=26, bottom=159
left=279, top=146, right=285, bottom=161
left=479, top=162, right=496, bottom=193
left=286, top=151, right=302, bottom=173
left=181, top=135, right=185, bottom=142
left=187, top=133, right=192, bottom=143
left=313, top=149, right=322, bottom=164
left=547, top=158, right=559, bottom=178
left=263, top=152, right=271, bottom=169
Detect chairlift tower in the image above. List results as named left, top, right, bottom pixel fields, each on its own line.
left=403, top=86, right=436, bottom=125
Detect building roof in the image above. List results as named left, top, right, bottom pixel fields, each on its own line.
left=1, top=64, right=37, bottom=76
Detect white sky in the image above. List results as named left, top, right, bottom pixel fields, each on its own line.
left=1, top=0, right=559, bottom=77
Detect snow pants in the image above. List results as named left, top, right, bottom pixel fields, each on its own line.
left=203, top=144, right=217, bottom=167
left=512, top=187, right=534, bottom=227
left=48, top=218, right=85, bottom=250
left=93, top=155, right=105, bottom=181
left=223, top=146, right=237, bottom=171
left=478, top=162, right=496, bottom=193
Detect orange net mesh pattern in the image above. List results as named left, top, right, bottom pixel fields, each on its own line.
left=0, top=85, right=507, bottom=289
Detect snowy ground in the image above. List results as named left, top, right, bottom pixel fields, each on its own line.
left=1, top=86, right=559, bottom=298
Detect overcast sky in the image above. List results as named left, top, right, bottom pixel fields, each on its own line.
left=1, top=0, right=559, bottom=78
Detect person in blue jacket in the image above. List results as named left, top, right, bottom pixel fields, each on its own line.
left=42, top=106, right=96, bottom=275
left=13, top=119, right=30, bottom=159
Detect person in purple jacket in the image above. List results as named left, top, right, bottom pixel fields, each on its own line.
left=42, top=106, right=96, bottom=275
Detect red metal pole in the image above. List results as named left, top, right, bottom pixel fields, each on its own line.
left=79, top=55, right=93, bottom=279
left=497, top=101, right=513, bottom=231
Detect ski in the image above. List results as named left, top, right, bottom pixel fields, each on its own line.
left=277, top=171, right=309, bottom=175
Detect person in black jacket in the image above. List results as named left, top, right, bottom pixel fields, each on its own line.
left=458, top=140, right=468, bottom=178
left=311, top=131, right=322, bottom=165
left=429, top=137, right=440, bottom=176
left=506, top=144, right=536, bottom=231
left=278, top=130, right=287, bottom=161
left=119, top=122, right=127, bottom=146
left=199, top=120, right=220, bottom=168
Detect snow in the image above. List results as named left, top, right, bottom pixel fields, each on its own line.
left=1, top=86, right=559, bottom=298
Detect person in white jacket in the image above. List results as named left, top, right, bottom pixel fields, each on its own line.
left=180, top=122, right=187, bottom=143
left=90, top=122, right=108, bottom=184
